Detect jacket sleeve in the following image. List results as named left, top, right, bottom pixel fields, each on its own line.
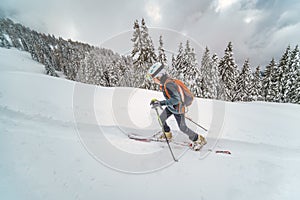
left=160, top=82, right=181, bottom=106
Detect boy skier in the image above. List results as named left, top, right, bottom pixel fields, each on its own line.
left=147, top=62, right=207, bottom=147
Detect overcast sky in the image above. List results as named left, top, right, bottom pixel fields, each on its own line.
left=1, top=0, right=300, bottom=67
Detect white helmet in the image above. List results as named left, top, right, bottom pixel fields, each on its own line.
left=146, top=62, right=165, bottom=80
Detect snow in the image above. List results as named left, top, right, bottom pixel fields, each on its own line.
left=0, top=47, right=300, bottom=200
left=0, top=48, right=44, bottom=74
left=3, top=34, right=13, bottom=46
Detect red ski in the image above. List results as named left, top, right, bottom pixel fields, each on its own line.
left=215, top=150, right=231, bottom=155
left=128, top=133, right=205, bottom=151
left=128, top=133, right=232, bottom=154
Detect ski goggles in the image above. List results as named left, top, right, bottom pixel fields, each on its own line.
left=146, top=73, right=153, bottom=81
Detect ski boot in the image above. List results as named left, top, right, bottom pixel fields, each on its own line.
left=191, top=134, right=207, bottom=151
left=159, top=131, right=172, bottom=140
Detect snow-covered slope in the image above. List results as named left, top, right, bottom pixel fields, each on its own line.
left=0, top=47, right=300, bottom=200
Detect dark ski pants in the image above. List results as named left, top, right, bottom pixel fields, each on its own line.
left=159, top=108, right=198, bottom=141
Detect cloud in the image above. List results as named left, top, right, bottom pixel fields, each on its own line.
left=214, top=0, right=239, bottom=13
left=0, top=0, right=299, bottom=68
left=178, top=0, right=300, bottom=67
left=145, top=2, right=162, bottom=23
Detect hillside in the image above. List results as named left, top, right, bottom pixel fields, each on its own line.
left=1, top=47, right=300, bottom=200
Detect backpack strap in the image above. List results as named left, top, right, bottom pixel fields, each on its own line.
left=163, top=79, right=172, bottom=99
left=164, top=79, right=185, bottom=104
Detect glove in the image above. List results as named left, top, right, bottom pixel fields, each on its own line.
left=150, top=98, right=158, bottom=105
left=150, top=98, right=161, bottom=109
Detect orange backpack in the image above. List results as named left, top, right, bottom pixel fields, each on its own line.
left=164, top=79, right=194, bottom=107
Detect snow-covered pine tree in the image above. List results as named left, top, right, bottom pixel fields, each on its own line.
left=234, top=59, right=253, bottom=101
left=187, top=47, right=202, bottom=97
left=200, top=46, right=212, bottom=98
left=200, top=47, right=219, bottom=99
left=59, top=41, right=73, bottom=78
left=218, top=42, right=238, bottom=101
left=141, top=19, right=157, bottom=90
left=80, top=50, right=97, bottom=84
left=117, top=56, right=133, bottom=87
left=131, top=20, right=144, bottom=87
left=158, top=35, right=167, bottom=66
left=294, top=62, right=300, bottom=104
left=175, top=43, right=184, bottom=75
left=27, top=33, right=38, bottom=62
left=7, top=22, right=24, bottom=50
left=211, top=54, right=220, bottom=99
left=0, top=35, right=11, bottom=48
left=172, top=41, right=202, bottom=97
left=263, top=58, right=277, bottom=102
left=251, top=66, right=263, bottom=101
left=44, top=53, right=58, bottom=77
left=76, top=52, right=89, bottom=83
left=211, top=53, right=225, bottom=100
left=105, top=61, right=118, bottom=87
left=287, top=45, right=300, bottom=103
left=280, top=45, right=293, bottom=103
left=65, top=46, right=79, bottom=80
left=94, top=58, right=107, bottom=86
left=141, top=19, right=157, bottom=65
left=182, top=40, right=192, bottom=79
left=131, top=19, right=157, bottom=89
left=0, top=20, right=9, bottom=47
left=69, top=46, right=83, bottom=81
left=109, top=53, right=128, bottom=87
left=274, top=45, right=291, bottom=102
left=52, top=38, right=63, bottom=72
left=173, top=42, right=185, bottom=80
left=177, top=41, right=202, bottom=97
left=0, top=25, right=11, bottom=48
left=166, top=54, right=176, bottom=76
left=155, top=35, right=168, bottom=90
left=35, top=34, right=59, bottom=77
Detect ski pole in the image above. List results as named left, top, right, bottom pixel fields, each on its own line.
left=184, top=116, right=208, bottom=132
left=154, top=107, right=178, bottom=162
